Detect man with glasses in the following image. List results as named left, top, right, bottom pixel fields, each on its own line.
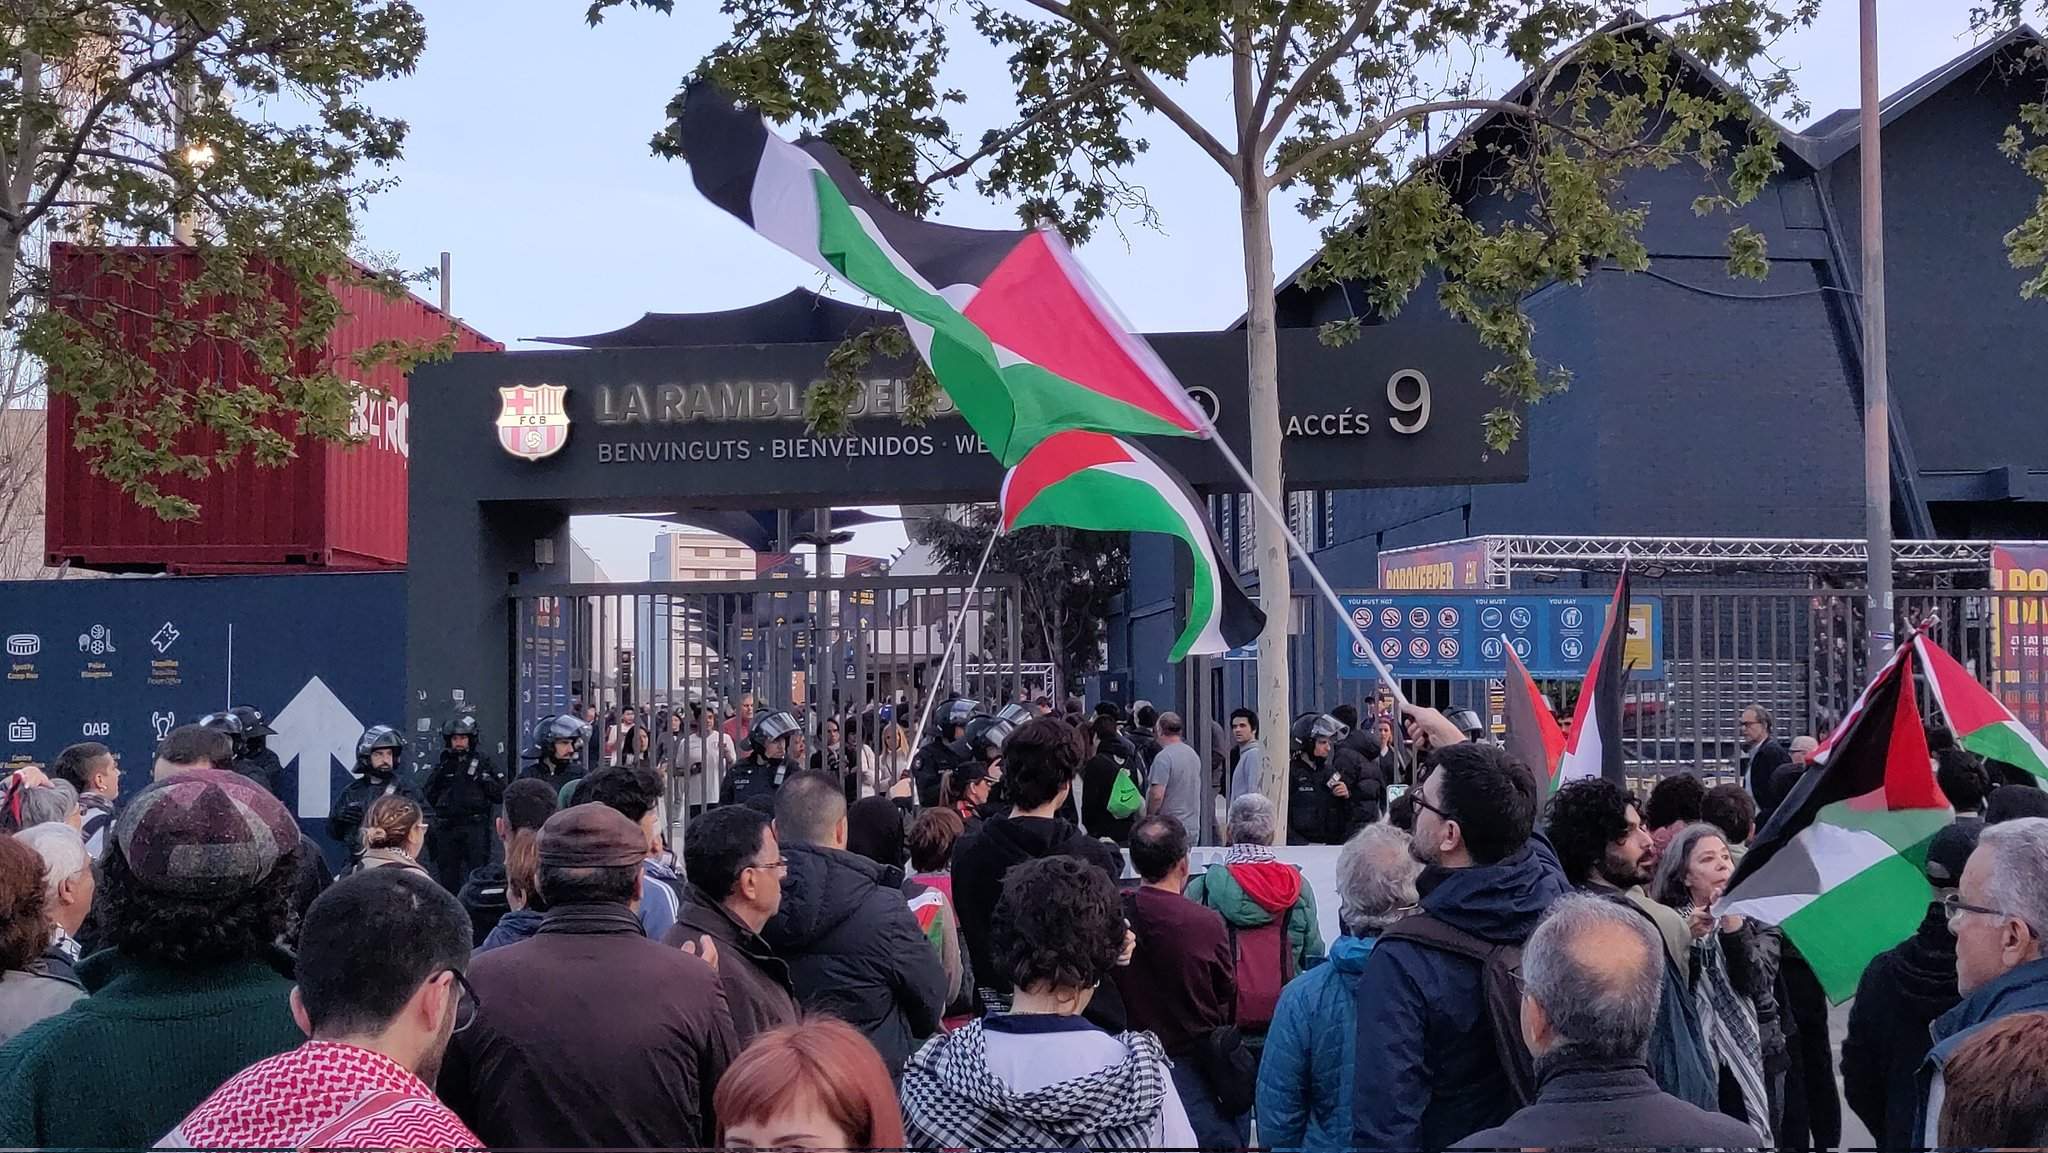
left=1844, top=819, right=1981, bottom=1150
left=162, top=869, right=482, bottom=1149
left=1740, top=704, right=1794, bottom=818
left=1914, top=816, right=2048, bottom=1147
left=667, top=804, right=797, bottom=1046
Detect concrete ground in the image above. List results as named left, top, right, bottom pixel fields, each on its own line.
left=1830, top=998, right=1875, bottom=1149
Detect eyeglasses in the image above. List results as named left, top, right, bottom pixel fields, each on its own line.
left=1410, top=793, right=1451, bottom=823
left=1943, top=891, right=2034, bottom=937
left=441, top=968, right=481, bottom=1034
left=745, top=857, right=790, bottom=875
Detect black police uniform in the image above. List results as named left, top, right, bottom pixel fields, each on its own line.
left=328, top=768, right=433, bottom=860
left=722, top=755, right=791, bottom=808
left=231, top=747, right=285, bottom=797
left=425, top=745, right=506, bottom=894
left=912, top=738, right=970, bottom=808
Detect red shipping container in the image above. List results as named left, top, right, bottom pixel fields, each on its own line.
left=43, top=244, right=500, bottom=571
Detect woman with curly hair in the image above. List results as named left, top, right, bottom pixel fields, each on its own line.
left=900, top=854, right=1195, bottom=1149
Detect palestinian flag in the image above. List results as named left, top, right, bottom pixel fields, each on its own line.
left=1719, top=641, right=1951, bottom=1001
left=1001, top=430, right=1264, bottom=660
left=676, top=83, right=1207, bottom=465
left=1917, top=635, right=2048, bottom=782
left=1502, top=639, right=1567, bottom=794
left=1555, top=566, right=1632, bottom=787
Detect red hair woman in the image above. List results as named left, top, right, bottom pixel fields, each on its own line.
left=715, top=1017, right=906, bottom=1150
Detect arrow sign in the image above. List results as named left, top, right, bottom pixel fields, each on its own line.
left=270, top=676, right=364, bottom=819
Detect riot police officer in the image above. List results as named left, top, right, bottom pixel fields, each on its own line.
left=1286, top=712, right=1349, bottom=846
left=912, top=695, right=982, bottom=807
left=723, top=709, right=801, bottom=807
left=329, top=725, right=433, bottom=864
left=521, top=713, right=589, bottom=798
left=423, top=712, right=506, bottom=894
left=230, top=706, right=283, bottom=798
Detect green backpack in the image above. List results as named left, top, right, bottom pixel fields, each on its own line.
left=1106, top=764, right=1145, bottom=819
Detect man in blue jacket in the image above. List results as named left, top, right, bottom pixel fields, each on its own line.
left=1914, top=816, right=2048, bottom=1146
left=1349, top=737, right=1571, bottom=1152
left=1258, top=823, right=1419, bottom=1152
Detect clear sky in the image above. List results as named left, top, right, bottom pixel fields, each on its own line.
left=355, top=1, right=1988, bottom=577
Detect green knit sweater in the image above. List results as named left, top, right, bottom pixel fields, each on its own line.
left=0, top=949, right=301, bottom=1148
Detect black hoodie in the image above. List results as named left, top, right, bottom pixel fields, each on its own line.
left=761, top=842, right=947, bottom=1077
left=1842, top=904, right=1962, bottom=1151
left=951, top=813, right=1124, bottom=1003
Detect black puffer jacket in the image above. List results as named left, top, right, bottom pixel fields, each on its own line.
left=1843, top=904, right=1961, bottom=1151
left=951, top=814, right=1124, bottom=1003
left=1327, top=726, right=1388, bottom=831
left=761, top=842, right=947, bottom=1077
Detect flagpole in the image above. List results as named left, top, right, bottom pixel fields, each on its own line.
left=913, top=528, right=1002, bottom=746
left=1198, top=427, right=1413, bottom=711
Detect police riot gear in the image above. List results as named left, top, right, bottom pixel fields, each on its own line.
left=329, top=723, right=431, bottom=856
left=725, top=709, right=800, bottom=807
left=425, top=710, right=506, bottom=894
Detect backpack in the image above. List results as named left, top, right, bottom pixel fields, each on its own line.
left=1106, top=764, right=1145, bottom=820
left=1377, top=912, right=1537, bottom=1107
left=1226, top=915, right=1297, bottom=1031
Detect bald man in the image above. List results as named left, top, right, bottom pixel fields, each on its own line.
left=1454, top=895, right=1765, bottom=1150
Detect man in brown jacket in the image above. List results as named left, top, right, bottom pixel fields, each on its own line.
left=665, top=804, right=797, bottom=1045
left=439, top=804, right=738, bottom=1147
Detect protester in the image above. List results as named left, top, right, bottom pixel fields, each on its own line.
left=0, top=776, right=77, bottom=834
left=579, top=764, right=683, bottom=940
left=0, top=832, right=84, bottom=1045
left=847, top=795, right=971, bottom=1017
left=1452, top=895, right=1766, bottom=1151
left=1843, top=819, right=1980, bottom=1150
left=457, top=776, right=558, bottom=944
left=1913, top=816, right=2048, bottom=1145
left=345, top=793, right=430, bottom=876
left=1651, top=823, right=1773, bottom=1142
left=0, top=770, right=304, bottom=1147
left=1936, top=1009, right=2048, bottom=1149
left=1258, top=825, right=1418, bottom=1153
left=1937, top=748, right=1992, bottom=818
left=1741, top=703, right=1794, bottom=815
left=901, top=854, right=1196, bottom=1148
left=907, top=806, right=978, bottom=1025
left=1642, top=771, right=1706, bottom=868
left=763, top=770, right=945, bottom=1077
left=13, top=823, right=92, bottom=989
left=1115, top=816, right=1242, bottom=1148
left=423, top=712, right=505, bottom=896
left=1081, top=712, right=1145, bottom=843
left=441, top=803, right=736, bottom=1147
left=1286, top=713, right=1351, bottom=844
left=50, top=741, right=117, bottom=858
left=716, top=1017, right=907, bottom=1149
left=476, top=825, right=543, bottom=953
left=655, top=706, right=688, bottom=786
left=1186, top=793, right=1325, bottom=995
left=1327, top=704, right=1388, bottom=831
left=1701, top=783, right=1759, bottom=851
left=1351, top=739, right=1571, bottom=1151
left=1227, top=707, right=1264, bottom=802
left=161, top=870, right=482, bottom=1148
left=953, top=717, right=1123, bottom=1012
left=1988, top=783, right=2048, bottom=823
left=1147, top=712, right=1209, bottom=845
left=1373, top=714, right=1412, bottom=787
left=665, top=803, right=796, bottom=1046
left=151, top=726, right=330, bottom=940
left=1541, top=778, right=1719, bottom=1110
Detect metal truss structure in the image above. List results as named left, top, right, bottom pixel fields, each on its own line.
left=1477, top=535, right=2026, bottom=585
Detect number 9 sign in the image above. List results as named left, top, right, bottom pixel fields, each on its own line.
left=1387, top=369, right=1432, bottom=434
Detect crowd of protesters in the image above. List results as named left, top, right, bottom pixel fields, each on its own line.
left=2, top=688, right=2048, bottom=1152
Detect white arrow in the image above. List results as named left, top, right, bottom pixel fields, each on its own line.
left=270, top=676, right=365, bottom=820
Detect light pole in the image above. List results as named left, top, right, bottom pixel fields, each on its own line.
left=1859, top=0, right=1894, bottom=661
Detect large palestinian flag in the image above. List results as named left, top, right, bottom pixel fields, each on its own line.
left=676, top=83, right=1208, bottom=466
left=1917, top=635, right=2048, bottom=782
left=1555, top=566, right=1632, bottom=787
left=1001, top=430, right=1264, bottom=660
left=1501, top=639, right=1567, bottom=795
left=1718, top=641, right=1952, bottom=1001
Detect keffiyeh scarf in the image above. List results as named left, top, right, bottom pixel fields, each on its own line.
left=901, top=1019, right=1171, bottom=1150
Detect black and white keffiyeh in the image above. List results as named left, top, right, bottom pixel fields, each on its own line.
left=900, top=1019, right=1171, bottom=1151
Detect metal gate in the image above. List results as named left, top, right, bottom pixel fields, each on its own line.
left=510, top=574, right=1034, bottom=836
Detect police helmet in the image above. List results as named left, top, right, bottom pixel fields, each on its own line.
left=199, top=711, right=248, bottom=757
left=1446, top=708, right=1487, bottom=742
left=1291, top=713, right=1346, bottom=756
left=442, top=712, right=481, bottom=743
left=934, top=695, right=981, bottom=737
left=228, top=705, right=275, bottom=739
left=356, top=725, right=404, bottom=772
left=535, top=714, right=589, bottom=758
left=967, top=702, right=1035, bottom=758
left=750, top=710, right=801, bottom=758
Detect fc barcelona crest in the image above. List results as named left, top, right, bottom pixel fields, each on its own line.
left=496, top=384, right=570, bottom=461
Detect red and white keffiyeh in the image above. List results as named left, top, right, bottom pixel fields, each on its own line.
left=162, top=1040, right=481, bottom=1150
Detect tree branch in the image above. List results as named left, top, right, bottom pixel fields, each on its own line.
left=920, top=70, right=1119, bottom=188
left=1248, top=2, right=1296, bottom=138
left=1260, top=0, right=1381, bottom=151
left=1020, top=0, right=1236, bottom=173
left=1270, top=97, right=1539, bottom=188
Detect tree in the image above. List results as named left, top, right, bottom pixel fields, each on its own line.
left=914, top=504, right=1128, bottom=691
left=1, top=2, right=433, bottom=519
left=588, top=0, right=1811, bottom=799
left=1976, top=2, right=2048, bottom=297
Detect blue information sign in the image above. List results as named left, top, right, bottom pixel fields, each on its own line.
left=1335, top=594, right=1662, bottom=680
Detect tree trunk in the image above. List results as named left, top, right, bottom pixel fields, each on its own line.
left=1238, top=177, right=1292, bottom=817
